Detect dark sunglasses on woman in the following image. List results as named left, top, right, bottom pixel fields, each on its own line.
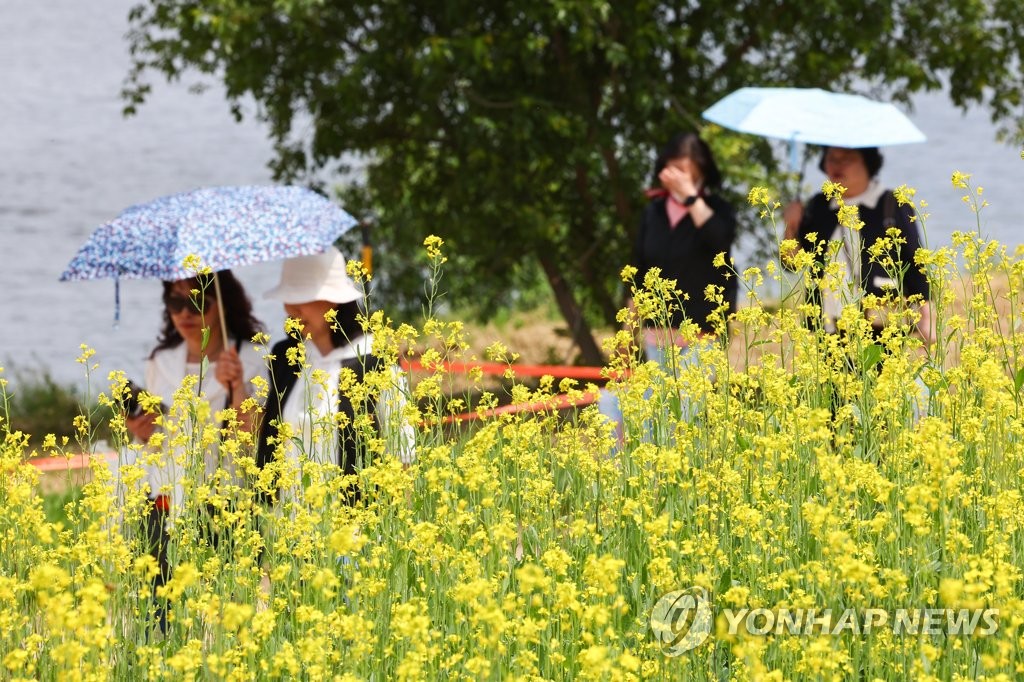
left=163, top=294, right=205, bottom=315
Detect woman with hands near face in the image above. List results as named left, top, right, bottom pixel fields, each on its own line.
left=629, top=132, right=738, bottom=357
left=598, top=132, right=738, bottom=443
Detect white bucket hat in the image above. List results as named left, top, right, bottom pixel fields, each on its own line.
left=264, top=248, right=362, bottom=304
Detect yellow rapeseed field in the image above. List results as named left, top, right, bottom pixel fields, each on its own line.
left=2, top=178, right=1023, bottom=680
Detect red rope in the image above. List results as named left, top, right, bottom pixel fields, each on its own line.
left=27, top=452, right=117, bottom=472
left=400, top=359, right=627, bottom=380
left=436, top=391, right=599, bottom=424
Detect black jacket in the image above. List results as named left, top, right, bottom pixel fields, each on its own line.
left=796, top=190, right=930, bottom=303
left=632, top=194, right=737, bottom=333
left=256, top=336, right=381, bottom=481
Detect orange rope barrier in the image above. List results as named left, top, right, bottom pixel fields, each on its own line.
left=24, top=391, right=598, bottom=469
left=400, top=359, right=626, bottom=381
left=438, top=391, right=599, bottom=424
left=400, top=358, right=619, bottom=423
left=28, top=452, right=117, bottom=472
left=25, top=360, right=613, bottom=465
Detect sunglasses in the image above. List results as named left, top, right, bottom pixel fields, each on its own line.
left=164, top=295, right=204, bottom=315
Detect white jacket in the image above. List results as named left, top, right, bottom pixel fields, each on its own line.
left=142, top=340, right=264, bottom=512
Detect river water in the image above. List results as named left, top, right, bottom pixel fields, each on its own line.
left=2, top=1, right=1021, bottom=387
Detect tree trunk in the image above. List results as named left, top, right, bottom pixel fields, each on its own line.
left=575, top=240, right=622, bottom=326
left=537, top=251, right=606, bottom=367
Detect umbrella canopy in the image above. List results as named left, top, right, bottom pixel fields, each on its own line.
left=60, top=185, right=357, bottom=282
left=702, top=87, right=926, bottom=151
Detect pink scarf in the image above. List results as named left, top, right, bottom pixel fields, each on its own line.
left=666, top=195, right=689, bottom=228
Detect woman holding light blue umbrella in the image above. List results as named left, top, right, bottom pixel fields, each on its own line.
left=704, top=87, right=935, bottom=419
left=702, top=87, right=933, bottom=339
left=781, top=145, right=933, bottom=340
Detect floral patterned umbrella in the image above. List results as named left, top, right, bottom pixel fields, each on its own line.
left=60, top=185, right=357, bottom=282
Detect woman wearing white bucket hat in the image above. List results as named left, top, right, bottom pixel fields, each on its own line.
left=257, top=247, right=415, bottom=498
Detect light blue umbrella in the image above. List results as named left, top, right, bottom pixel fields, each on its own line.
left=702, top=87, right=926, bottom=170
left=60, top=185, right=358, bottom=329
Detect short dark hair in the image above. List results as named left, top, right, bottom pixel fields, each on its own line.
left=151, top=270, right=264, bottom=356
left=654, top=132, right=722, bottom=189
left=818, top=147, right=884, bottom=178
left=328, top=300, right=367, bottom=349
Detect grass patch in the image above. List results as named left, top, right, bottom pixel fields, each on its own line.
left=41, top=487, right=84, bottom=527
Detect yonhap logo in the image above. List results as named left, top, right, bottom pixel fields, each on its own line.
left=650, top=586, right=713, bottom=656
left=650, top=585, right=1000, bottom=657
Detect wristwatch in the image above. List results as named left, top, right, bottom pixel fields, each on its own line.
left=683, top=194, right=700, bottom=206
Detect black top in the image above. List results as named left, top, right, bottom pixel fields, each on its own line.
left=795, top=190, right=930, bottom=303
left=256, top=336, right=381, bottom=502
left=632, top=194, right=737, bottom=333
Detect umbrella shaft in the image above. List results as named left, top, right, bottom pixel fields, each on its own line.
left=212, top=272, right=230, bottom=349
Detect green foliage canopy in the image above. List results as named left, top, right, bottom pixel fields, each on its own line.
left=124, top=0, right=1024, bottom=363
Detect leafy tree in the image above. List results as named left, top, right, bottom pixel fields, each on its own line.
left=124, top=0, right=1024, bottom=364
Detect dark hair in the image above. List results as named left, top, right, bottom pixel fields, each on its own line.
left=328, top=300, right=367, bottom=349
left=151, top=270, right=264, bottom=357
left=818, top=147, right=884, bottom=178
left=653, top=132, right=722, bottom=189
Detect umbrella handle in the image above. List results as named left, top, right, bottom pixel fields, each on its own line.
left=212, top=271, right=230, bottom=350
left=361, top=221, right=373, bottom=277
left=788, top=135, right=799, bottom=174
left=794, top=151, right=814, bottom=203
left=113, top=277, right=121, bottom=329
left=788, top=135, right=806, bottom=202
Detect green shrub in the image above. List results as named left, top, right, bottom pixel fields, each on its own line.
left=2, top=364, right=111, bottom=450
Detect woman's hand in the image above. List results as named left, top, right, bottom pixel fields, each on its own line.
left=214, top=347, right=246, bottom=395
left=126, top=413, right=157, bottom=441
left=916, top=301, right=937, bottom=346
left=660, top=165, right=715, bottom=227
left=783, top=201, right=803, bottom=241
left=658, top=165, right=699, bottom=201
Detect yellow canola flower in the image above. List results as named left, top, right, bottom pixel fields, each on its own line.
left=221, top=602, right=255, bottom=632
left=423, top=234, right=447, bottom=262
left=9, top=206, right=1024, bottom=680
left=156, top=562, right=200, bottom=601
left=951, top=170, right=972, bottom=188
left=330, top=524, right=368, bottom=556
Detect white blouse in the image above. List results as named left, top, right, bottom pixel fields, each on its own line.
left=279, top=333, right=416, bottom=468
left=142, top=340, right=264, bottom=511
left=821, top=180, right=888, bottom=331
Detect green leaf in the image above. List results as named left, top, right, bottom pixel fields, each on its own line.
left=716, top=566, right=732, bottom=598
left=861, top=343, right=884, bottom=371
